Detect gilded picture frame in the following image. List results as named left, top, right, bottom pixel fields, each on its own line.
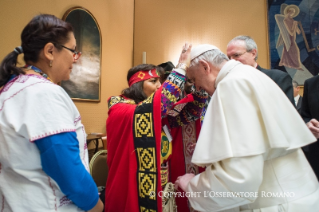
left=61, top=7, right=102, bottom=102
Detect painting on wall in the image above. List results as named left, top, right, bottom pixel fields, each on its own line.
left=268, top=0, right=319, bottom=85
left=61, top=7, right=101, bottom=101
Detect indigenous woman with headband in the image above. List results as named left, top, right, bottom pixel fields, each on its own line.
left=0, top=14, right=103, bottom=212
left=105, top=43, right=208, bottom=212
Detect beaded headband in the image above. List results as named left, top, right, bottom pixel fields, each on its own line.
left=128, top=68, right=160, bottom=87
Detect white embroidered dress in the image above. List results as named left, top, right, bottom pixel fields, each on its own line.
left=0, top=74, right=88, bottom=212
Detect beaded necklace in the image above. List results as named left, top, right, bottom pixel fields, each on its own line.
left=25, top=65, right=53, bottom=83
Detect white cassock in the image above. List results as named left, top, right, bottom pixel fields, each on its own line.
left=186, top=60, right=319, bottom=212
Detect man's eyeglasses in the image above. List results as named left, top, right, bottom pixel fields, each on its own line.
left=228, top=51, right=248, bottom=59
left=57, top=44, right=82, bottom=61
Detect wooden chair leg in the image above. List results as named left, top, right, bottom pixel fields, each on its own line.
left=94, top=139, right=99, bottom=154
left=102, top=136, right=107, bottom=150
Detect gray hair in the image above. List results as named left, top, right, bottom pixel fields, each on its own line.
left=189, top=49, right=229, bottom=68
left=292, top=80, right=299, bottom=88
left=227, top=35, right=258, bottom=61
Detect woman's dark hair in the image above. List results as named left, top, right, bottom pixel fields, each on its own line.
left=158, top=61, right=175, bottom=84
left=0, top=14, right=73, bottom=87
left=160, top=72, right=171, bottom=84
left=122, top=64, right=164, bottom=104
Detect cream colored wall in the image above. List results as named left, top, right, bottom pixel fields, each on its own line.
left=0, top=0, right=134, bottom=134
left=134, top=0, right=269, bottom=68
left=0, top=0, right=269, bottom=135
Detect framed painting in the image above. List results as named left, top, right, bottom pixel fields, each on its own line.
left=61, top=7, right=101, bottom=101
left=267, top=0, right=319, bottom=85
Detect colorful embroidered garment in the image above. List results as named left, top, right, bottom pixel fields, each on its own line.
left=105, top=70, right=208, bottom=212
left=105, top=91, right=162, bottom=212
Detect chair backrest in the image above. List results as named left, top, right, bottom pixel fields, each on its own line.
left=89, top=150, right=108, bottom=187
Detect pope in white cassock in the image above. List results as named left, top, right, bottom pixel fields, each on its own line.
left=174, top=44, right=319, bottom=212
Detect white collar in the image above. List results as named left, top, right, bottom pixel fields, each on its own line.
left=215, top=60, right=241, bottom=88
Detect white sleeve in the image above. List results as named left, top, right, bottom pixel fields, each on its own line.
left=185, top=154, right=264, bottom=212
left=173, top=68, right=186, bottom=76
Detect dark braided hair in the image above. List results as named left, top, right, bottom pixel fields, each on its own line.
left=0, top=14, right=73, bottom=87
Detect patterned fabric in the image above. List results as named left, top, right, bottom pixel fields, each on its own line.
left=161, top=72, right=184, bottom=116
left=181, top=122, right=199, bottom=175
left=108, top=95, right=135, bottom=109
left=166, top=103, right=187, bottom=117
left=200, top=95, right=211, bottom=124
left=167, top=71, right=185, bottom=92
left=168, top=89, right=208, bottom=128
left=160, top=163, right=169, bottom=186
left=105, top=69, right=208, bottom=212
left=108, top=70, right=208, bottom=128
left=105, top=89, right=162, bottom=212
left=129, top=69, right=160, bottom=87
left=133, top=91, right=163, bottom=211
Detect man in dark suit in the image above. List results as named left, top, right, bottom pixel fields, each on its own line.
left=293, top=80, right=302, bottom=114
left=301, top=75, right=319, bottom=179
left=226, top=35, right=295, bottom=105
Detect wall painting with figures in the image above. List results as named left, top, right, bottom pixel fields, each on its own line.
left=268, top=0, right=319, bottom=85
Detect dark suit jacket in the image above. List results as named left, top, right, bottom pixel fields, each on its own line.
left=301, top=75, right=319, bottom=123
left=256, top=65, right=295, bottom=106
left=300, top=75, right=319, bottom=179
left=296, top=96, right=302, bottom=114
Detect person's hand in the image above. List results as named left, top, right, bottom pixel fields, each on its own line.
left=296, top=28, right=301, bottom=34
left=306, top=119, right=319, bottom=138
left=296, top=25, right=301, bottom=34
left=174, top=173, right=195, bottom=191
left=177, top=43, right=192, bottom=68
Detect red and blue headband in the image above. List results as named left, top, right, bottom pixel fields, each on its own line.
left=128, top=68, right=160, bottom=87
